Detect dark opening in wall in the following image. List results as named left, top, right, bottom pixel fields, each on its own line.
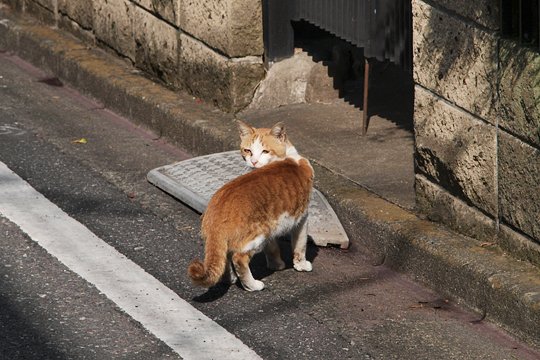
left=292, top=20, right=366, bottom=91
left=261, top=0, right=413, bottom=133
left=501, top=0, right=540, bottom=50
left=292, top=20, right=414, bottom=132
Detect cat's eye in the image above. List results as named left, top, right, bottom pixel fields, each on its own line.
left=262, top=150, right=269, bottom=154
left=243, top=148, right=252, bottom=155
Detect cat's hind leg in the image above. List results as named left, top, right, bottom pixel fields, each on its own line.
left=223, top=254, right=238, bottom=284
left=232, top=252, right=264, bottom=291
left=291, top=215, right=312, bottom=272
left=264, top=238, right=286, bottom=271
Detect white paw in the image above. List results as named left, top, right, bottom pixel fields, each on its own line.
left=294, top=260, right=313, bottom=272
left=243, top=279, right=265, bottom=292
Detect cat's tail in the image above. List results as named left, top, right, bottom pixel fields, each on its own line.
left=187, top=236, right=227, bottom=288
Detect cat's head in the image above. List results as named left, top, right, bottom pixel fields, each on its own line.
left=237, top=120, right=291, bottom=168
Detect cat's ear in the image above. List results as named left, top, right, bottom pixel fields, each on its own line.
left=237, top=120, right=253, bottom=137
left=270, top=122, right=286, bottom=141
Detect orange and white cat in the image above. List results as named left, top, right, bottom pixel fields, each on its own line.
left=188, top=120, right=314, bottom=291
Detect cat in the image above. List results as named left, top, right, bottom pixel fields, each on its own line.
left=187, top=120, right=314, bottom=291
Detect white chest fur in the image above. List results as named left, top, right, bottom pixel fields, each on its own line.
left=242, top=212, right=305, bottom=253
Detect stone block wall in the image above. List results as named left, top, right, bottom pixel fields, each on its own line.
left=413, top=0, right=540, bottom=265
left=3, top=0, right=265, bottom=112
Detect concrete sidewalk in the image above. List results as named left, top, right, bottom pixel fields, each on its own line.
left=1, top=8, right=539, bottom=349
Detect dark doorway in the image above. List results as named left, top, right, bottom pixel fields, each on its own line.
left=262, top=0, right=413, bottom=133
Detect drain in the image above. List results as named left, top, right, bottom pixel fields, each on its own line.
left=147, top=151, right=349, bottom=248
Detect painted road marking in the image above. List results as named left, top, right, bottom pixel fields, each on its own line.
left=0, top=123, right=26, bottom=136
left=0, top=161, right=261, bottom=360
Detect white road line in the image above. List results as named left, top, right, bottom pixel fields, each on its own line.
left=0, top=161, right=262, bottom=360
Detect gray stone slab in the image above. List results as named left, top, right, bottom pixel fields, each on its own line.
left=414, top=86, right=497, bottom=216
left=147, top=151, right=350, bottom=249
left=413, top=0, right=498, bottom=124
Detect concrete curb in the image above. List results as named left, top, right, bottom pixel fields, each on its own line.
left=1, top=9, right=539, bottom=348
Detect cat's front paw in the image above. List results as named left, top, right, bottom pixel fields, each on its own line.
left=243, top=279, right=265, bottom=292
left=293, top=260, right=313, bottom=272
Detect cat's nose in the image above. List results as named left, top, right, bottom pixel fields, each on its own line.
left=251, top=160, right=258, bottom=166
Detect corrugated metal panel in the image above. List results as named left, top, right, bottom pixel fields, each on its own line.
left=294, top=0, right=372, bottom=45
left=264, top=0, right=412, bottom=71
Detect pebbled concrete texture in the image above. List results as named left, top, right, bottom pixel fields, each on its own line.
left=414, top=86, right=497, bottom=216
left=498, top=39, right=540, bottom=149
left=1, top=7, right=539, bottom=350
left=179, top=0, right=263, bottom=57
left=413, top=0, right=540, bottom=272
left=498, top=130, right=540, bottom=241
left=430, top=0, right=500, bottom=30
left=93, top=0, right=136, bottom=61
left=133, top=5, right=179, bottom=88
left=412, top=0, right=498, bottom=124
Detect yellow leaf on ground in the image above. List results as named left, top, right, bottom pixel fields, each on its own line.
left=72, top=138, right=87, bottom=144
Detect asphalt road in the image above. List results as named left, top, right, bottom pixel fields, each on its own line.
left=1, top=52, right=539, bottom=359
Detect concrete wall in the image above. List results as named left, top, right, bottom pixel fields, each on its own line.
left=413, top=0, right=540, bottom=265
left=4, top=0, right=265, bottom=112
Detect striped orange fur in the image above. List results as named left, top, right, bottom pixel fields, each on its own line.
left=188, top=121, right=314, bottom=291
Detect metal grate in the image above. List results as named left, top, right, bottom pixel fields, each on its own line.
left=147, top=151, right=350, bottom=249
